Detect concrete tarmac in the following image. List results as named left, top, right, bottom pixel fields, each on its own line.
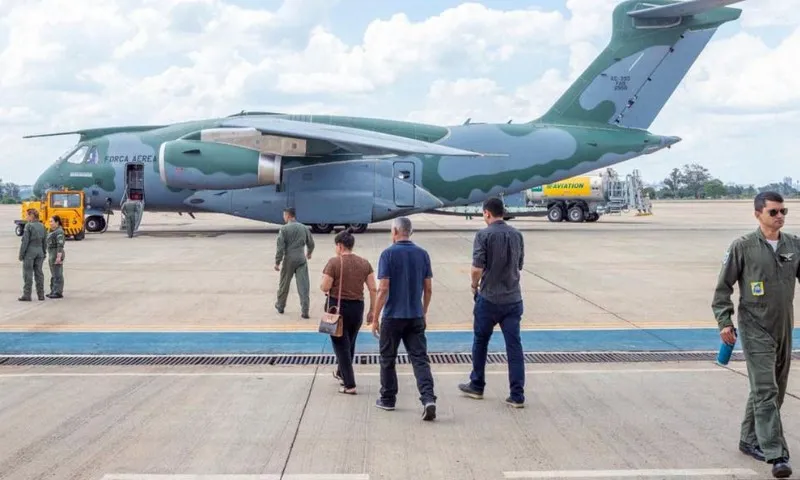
left=2, top=200, right=798, bottom=332
left=1, top=362, right=797, bottom=480
left=3, top=201, right=800, bottom=479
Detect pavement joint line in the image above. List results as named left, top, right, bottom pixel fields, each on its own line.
left=719, top=361, right=800, bottom=403
left=278, top=338, right=326, bottom=480
left=522, top=267, right=685, bottom=351
left=418, top=218, right=685, bottom=350
left=502, top=468, right=760, bottom=478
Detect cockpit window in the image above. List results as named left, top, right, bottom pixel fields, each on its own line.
left=50, top=193, right=82, bottom=208
left=86, top=146, right=99, bottom=164
left=65, top=145, right=88, bottom=164
left=55, top=146, right=78, bottom=164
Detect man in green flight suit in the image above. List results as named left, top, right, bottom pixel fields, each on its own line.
left=18, top=208, right=47, bottom=302
left=712, top=191, right=798, bottom=479
left=121, top=197, right=143, bottom=238
left=274, top=208, right=315, bottom=318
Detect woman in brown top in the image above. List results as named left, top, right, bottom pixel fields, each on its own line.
left=319, top=228, right=377, bottom=394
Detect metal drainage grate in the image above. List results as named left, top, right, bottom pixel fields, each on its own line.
left=0, top=350, right=776, bottom=367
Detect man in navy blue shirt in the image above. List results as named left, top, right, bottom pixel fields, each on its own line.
left=371, top=216, right=437, bottom=421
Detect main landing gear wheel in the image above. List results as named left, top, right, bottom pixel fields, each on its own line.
left=85, top=215, right=106, bottom=233
left=347, top=223, right=368, bottom=234
left=311, top=224, right=334, bottom=234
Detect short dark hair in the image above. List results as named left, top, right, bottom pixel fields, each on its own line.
left=755, top=191, right=784, bottom=212
left=284, top=207, right=296, bottom=217
left=26, top=208, right=39, bottom=219
left=335, top=227, right=355, bottom=250
left=483, top=197, right=505, bottom=217
left=51, top=215, right=63, bottom=227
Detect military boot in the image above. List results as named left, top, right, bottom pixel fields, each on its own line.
left=771, top=458, right=792, bottom=478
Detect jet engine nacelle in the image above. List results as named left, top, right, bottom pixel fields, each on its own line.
left=157, top=139, right=282, bottom=190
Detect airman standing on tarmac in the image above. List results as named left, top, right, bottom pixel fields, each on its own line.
left=712, top=191, right=798, bottom=479
left=275, top=208, right=315, bottom=318
left=46, top=215, right=66, bottom=299
left=18, top=208, right=46, bottom=302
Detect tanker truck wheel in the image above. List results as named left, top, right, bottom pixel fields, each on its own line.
left=547, top=205, right=564, bottom=222
left=568, top=206, right=585, bottom=223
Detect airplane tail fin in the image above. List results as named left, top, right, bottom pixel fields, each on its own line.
left=537, top=0, right=743, bottom=130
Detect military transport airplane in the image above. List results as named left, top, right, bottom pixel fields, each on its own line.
left=28, top=0, right=744, bottom=235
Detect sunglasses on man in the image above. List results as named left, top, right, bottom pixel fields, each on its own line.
left=768, top=208, right=788, bottom=217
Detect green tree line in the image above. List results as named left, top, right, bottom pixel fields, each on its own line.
left=0, top=179, right=23, bottom=204
left=641, top=163, right=796, bottom=200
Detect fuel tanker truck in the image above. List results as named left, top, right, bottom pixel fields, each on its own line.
left=524, top=169, right=651, bottom=222
left=431, top=168, right=651, bottom=223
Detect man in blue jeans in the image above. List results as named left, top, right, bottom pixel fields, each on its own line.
left=459, top=196, right=526, bottom=407
left=371, top=216, right=437, bottom=421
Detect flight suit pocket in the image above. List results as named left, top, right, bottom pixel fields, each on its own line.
left=778, top=255, right=800, bottom=283
left=738, top=314, right=776, bottom=355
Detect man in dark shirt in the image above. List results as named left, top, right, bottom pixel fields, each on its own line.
left=459, top=196, right=526, bottom=407
left=371, top=216, right=437, bottom=421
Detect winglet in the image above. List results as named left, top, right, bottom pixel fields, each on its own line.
left=627, top=0, right=744, bottom=19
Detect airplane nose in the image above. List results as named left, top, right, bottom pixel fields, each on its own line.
left=33, top=178, right=44, bottom=198
left=33, top=169, right=50, bottom=198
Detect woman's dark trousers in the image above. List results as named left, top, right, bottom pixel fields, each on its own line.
left=330, top=298, right=365, bottom=389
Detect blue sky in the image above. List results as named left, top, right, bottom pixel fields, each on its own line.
left=0, top=0, right=798, bottom=187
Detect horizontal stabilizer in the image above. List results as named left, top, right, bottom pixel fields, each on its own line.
left=23, top=125, right=168, bottom=142
left=221, top=117, right=503, bottom=158
left=628, top=0, right=744, bottom=18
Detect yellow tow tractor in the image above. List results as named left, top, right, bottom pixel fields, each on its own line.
left=14, top=189, right=86, bottom=240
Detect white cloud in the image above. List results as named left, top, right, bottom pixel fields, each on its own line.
left=271, top=2, right=570, bottom=95
left=680, top=27, right=800, bottom=114
left=738, top=0, right=800, bottom=28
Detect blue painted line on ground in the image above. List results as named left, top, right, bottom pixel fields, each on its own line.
left=1, top=328, right=796, bottom=355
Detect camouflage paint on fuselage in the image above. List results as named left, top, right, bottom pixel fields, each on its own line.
left=30, top=0, right=743, bottom=226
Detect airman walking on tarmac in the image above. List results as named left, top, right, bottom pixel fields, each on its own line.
left=121, top=195, right=142, bottom=238
left=275, top=208, right=315, bottom=318
left=712, top=191, right=798, bottom=479
left=18, top=208, right=47, bottom=301
left=46, top=215, right=66, bottom=299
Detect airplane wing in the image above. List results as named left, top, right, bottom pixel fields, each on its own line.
left=627, top=0, right=744, bottom=18
left=220, top=116, right=500, bottom=157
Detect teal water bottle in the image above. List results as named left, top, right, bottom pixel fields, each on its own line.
left=717, top=327, right=737, bottom=365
